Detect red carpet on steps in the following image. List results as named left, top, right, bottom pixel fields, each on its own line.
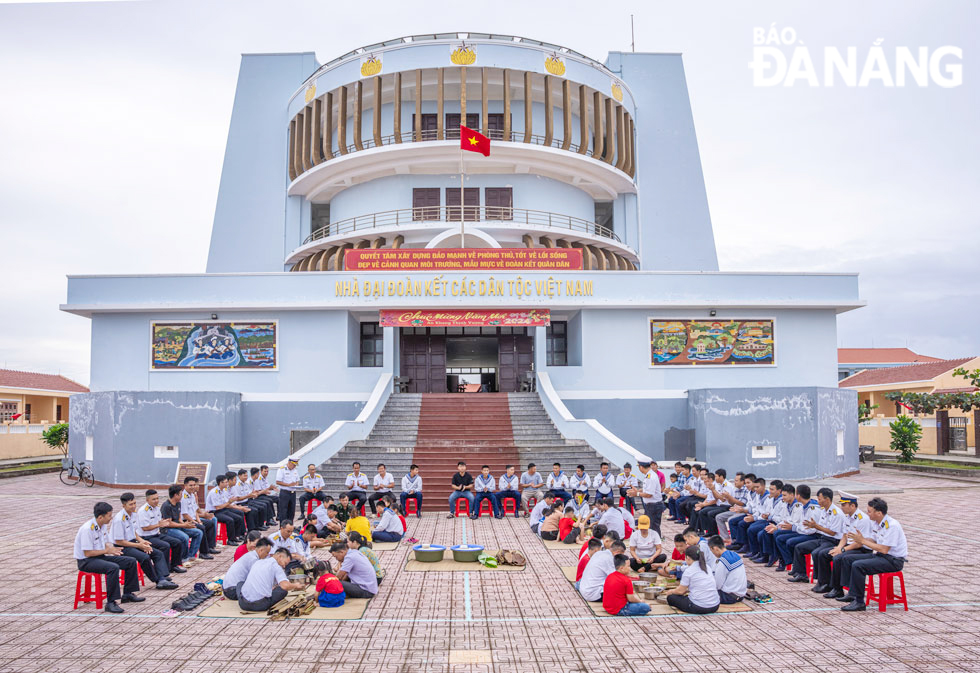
left=412, top=393, right=521, bottom=505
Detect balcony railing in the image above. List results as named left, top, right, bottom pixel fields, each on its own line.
left=303, top=206, right=621, bottom=245
left=329, top=128, right=597, bottom=158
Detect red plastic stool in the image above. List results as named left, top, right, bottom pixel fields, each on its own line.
left=618, top=496, right=635, bottom=514
left=454, top=498, right=470, bottom=517
left=866, top=571, right=908, bottom=612
left=120, top=562, right=146, bottom=588
left=478, top=498, right=493, bottom=517
left=804, top=554, right=814, bottom=582
left=525, top=497, right=537, bottom=515
left=74, top=571, right=106, bottom=610
left=404, top=498, right=419, bottom=515
left=216, top=522, right=228, bottom=546
left=306, top=498, right=323, bottom=517
left=398, top=514, right=407, bottom=532
left=501, top=497, right=518, bottom=517
left=360, top=503, right=366, bottom=517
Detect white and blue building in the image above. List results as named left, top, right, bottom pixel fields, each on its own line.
left=62, top=33, right=862, bottom=485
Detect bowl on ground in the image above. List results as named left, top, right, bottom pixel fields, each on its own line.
left=450, top=544, right=485, bottom=563
left=638, top=572, right=657, bottom=582
left=412, top=544, right=446, bottom=562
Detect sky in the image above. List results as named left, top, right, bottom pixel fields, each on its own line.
left=0, top=0, right=977, bottom=386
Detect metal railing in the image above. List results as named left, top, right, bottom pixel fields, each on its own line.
left=303, top=206, right=621, bottom=244
left=324, top=128, right=598, bottom=160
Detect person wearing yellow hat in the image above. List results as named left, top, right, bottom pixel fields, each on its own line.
left=275, top=456, right=301, bottom=522
left=628, top=514, right=667, bottom=572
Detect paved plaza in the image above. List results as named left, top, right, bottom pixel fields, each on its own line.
left=0, top=467, right=978, bottom=673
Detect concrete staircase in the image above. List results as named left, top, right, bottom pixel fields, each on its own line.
left=316, top=394, right=421, bottom=500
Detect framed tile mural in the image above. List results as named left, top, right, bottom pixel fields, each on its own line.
left=649, top=319, right=774, bottom=366
left=151, top=322, right=277, bottom=370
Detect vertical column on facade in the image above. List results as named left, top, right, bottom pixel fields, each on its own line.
left=287, top=118, right=297, bottom=181
left=393, top=72, right=402, bottom=143
left=538, top=236, right=555, bottom=248
left=337, top=85, right=348, bottom=155
left=561, top=79, right=572, bottom=151
left=337, top=242, right=354, bottom=271
left=372, top=75, right=383, bottom=148
left=586, top=244, right=607, bottom=270
left=322, top=91, right=333, bottom=159
left=543, top=75, right=553, bottom=147
left=523, top=71, right=533, bottom=144
left=311, top=98, right=323, bottom=165
left=353, top=81, right=364, bottom=151
left=623, top=114, right=633, bottom=176
left=629, top=117, right=637, bottom=177
left=437, top=68, right=445, bottom=140
left=318, top=247, right=338, bottom=271
left=460, top=66, right=467, bottom=131
left=391, top=235, right=404, bottom=249
left=300, top=107, right=312, bottom=173
left=481, top=67, right=488, bottom=135
left=522, top=234, right=534, bottom=248
left=503, top=70, right=512, bottom=141
left=578, top=85, right=589, bottom=155
left=592, top=91, right=603, bottom=159
left=604, top=97, right=615, bottom=165
left=414, top=70, right=422, bottom=142
left=370, top=237, right=386, bottom=248
left=615, top=105, right=626, bottom=172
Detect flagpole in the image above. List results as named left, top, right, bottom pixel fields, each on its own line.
left=459, top=139, right=466, bottom=248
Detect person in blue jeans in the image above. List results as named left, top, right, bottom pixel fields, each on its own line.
left=447, top=462, right=475, bottom=518
left=161, top=484, right=210, bottom=560
left=471, top=466, right=500, bottom=518
left=603, top=553, right=651, bottom=616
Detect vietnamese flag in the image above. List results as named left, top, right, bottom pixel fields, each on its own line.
left=460, top=125, right=490, bottom=157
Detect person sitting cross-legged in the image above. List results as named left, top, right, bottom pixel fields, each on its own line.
left=707, top=535, right=747, bottom=603
left=603, top=553, right=652, bottom=616
left=223, top=536, right=273, bottom=601
left=447, top=461, right=476, bottom=518
left=312, top=503, right=344, bottom=537
left=371, top=500, right=404, bottom=543
left=345, top=509, right=374, bottom=543
left=575, top=537, right=603, bottom=590
left=237, top=547, right=305, bottom=612
left=329, top=541, right=379, bottom=598
left=628, top=515, right=667, bottom=572
left=538, top=506, right=562, bottom=540
left=664, top=545, right=720, bottom=614
left=579, top=540, right=627, bottom=602
left=347, top=531, right=385, bottom=586
left=73, top=501, right=141, bottom=613
left=529, top=491, right=556, bottom=535
left=234, top=530, right=263, bottom=561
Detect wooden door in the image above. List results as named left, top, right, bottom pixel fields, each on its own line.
left=516, top=334, right=533, bottom=386
left=446, top=113, right=480, bottom=138
left=400, top=334, right=428, bottom=393
left=487, top=113, right=506, bottom=140
left=485, top=187, right=513, bottom=220
left=428, top=335, right=446, bottom=393
left=412, top=113, right=438, bottom=140
left=498, top=335, right=517, bottom=392
left=446, top=187, right=480, bottom=222
left=413, top=188, right=441, bottom=221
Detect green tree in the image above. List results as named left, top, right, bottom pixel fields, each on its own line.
left=41, top=423, right=70, bottom=456
left=889, top=415, right=922, bottom=463
left=859, top=401, right=879, bottom=422
left=884, top=367, right=980, bottom=415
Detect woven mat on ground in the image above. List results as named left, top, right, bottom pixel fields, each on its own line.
left=405, top=557, right=526, bottom=572
left=561, top=566, right=578, bottom=582
left=584, top=598, right=752, bottom=617
left=197, top=595, right=371, bottom=620
left=541, top=538, right=581, bottom=550
left=371, top=541, right=401, bottom=551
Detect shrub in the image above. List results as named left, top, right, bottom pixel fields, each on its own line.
left=41, top=423, right=70, bottom=455
left=889, top=415, right=921, bottom=463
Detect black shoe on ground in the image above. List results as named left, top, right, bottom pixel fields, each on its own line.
left=211, top=548, right=222, bottom=554
left=105, top=601, right=124, bottom=613
left=171, top=566, right=187, bottom=573
left=447, top=513, right=456, bottom=519
left=836, top=594, right=855, bottom=602
left=823, top=589, right=844, bottom=599
left=764, top=557, right=777, bottom=568
left=787, top=575, right=809, bottom=583
left=198, top=553, right=214, bottom=560
left=727, top=544, right=742, bottom=551
left=121, top=593, right=145, bottom=603
left=156, top=580, right=179, bottom=590
left=811, top=584, right=830, bottom=593
left=775, top=562, right=788, bottom=572
left=841, top=601, right=866, bottom=612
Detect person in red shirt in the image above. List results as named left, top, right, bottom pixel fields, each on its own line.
left=576, top=538, right=602, bottom=585
left=671, top=533, right=687, bottom=561
left=234, top=530, right=262, bottom=561
left=603, top=553, right=651, bottom=616
left=578, top=524, right=608, bottom=559
left=558, top=506, right=579, bottom=544
left=316, top=572, right=346, bottom=608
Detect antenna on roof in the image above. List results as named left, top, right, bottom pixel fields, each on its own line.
left=631, top=15, right=635, bottom=52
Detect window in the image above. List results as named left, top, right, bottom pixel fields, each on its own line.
left=0, top=402, right=17, bottom=422
left=487, top=113, right=507, bottom=140
left=594, top=202, right=613, bottom=235
left=446, top=188, right=480, bottom=222
left=311, top=203, right=330, bottom=236
left=445, top=113, right=480, bottom=139
left=24, top=404, right=31, bottom=422
left=547, top=321, right=568, bottom=366
left=413, top=188, right=441, bottom=221
left=411, top=113, right=439, bottom=140
left=56, top=405, right=62, bottom=422
left=485, top=188, right=513, bottom=220
left=360, top=322, right=383, bottom=367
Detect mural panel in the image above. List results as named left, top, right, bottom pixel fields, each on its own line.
left=650, top=319, right=774, bottom=366
left=152, top=322, right=277, bottom=369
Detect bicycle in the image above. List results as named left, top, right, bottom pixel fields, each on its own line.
left=60, top=452, right=95, bottom=487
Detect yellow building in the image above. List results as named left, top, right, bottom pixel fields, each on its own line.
left=840, top=356, right=979, bottom=455
left=0, top=369, right=89, bottom=460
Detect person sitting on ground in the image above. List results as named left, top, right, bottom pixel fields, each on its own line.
left=345, top=508, right=373, bottom=543
left=595, top=497, right=626, bottom=539
left=519, top=463, right=546, bottom=517
left=400, top=464, right=423, bottom=517
left=707, top=535, right=747, bottom=603
left=659, top=533, right=689, bottom=580
left=539, top=507, right=562, bottom=540
left=628, top=515, right=666, bottom=572
left=136, top=489, right=186, bottom=574
left=671, top=533, right=687, bottom=561
left=604, top=553, right=652, bottom=617
left=447, top=461, right=476, bottom=517
left=368, top=463, right=395, bottom=514
left=559, top=506, right=581, bottom=544
left=472, top=465, right=500, bottom=518
left=619, top=502, right=636, bottom=539
left=572, top=492, right=593, bottom=522
left=495, top=464, right=522, bottom=519
left=112, top=492, right=178, bottom=590
left=682, top=527, right=717, bottom=572
left=312, top=503, right=343, bottom=537
left=298, top=464, right=328, bottom=517
left=529, top=491, right=556, bottom=535
left=579, top=540, right=627, bottom=602
left=371, top=499, right=404, bottom=542
left=73, top=501, right=141, bottom=613
left=576, top=537, right=603, bottom=588
left=664, top=545, right=720, bottom=614
left=579, top=524, right=608, bottom=560
left=235, top=530, right=263, bottom=561
left=316, top=569, right=346, bottom=608
left=347, top=531, right=385, bottom=585
left=223, top=536, right=272, bottom=601
left=162, top=484, right=210, bottom=563
left=329, top=542, right=378, bottom=598
left=237, top=547, right=305, bottom=612
left=334, top=494, right=355, bottom=525
left=546, top=463, right=573, bottom=505
left=269, top=520, right=296, bottom=554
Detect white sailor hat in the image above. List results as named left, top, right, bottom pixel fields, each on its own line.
left=837, top=491, right=858, bottom=505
